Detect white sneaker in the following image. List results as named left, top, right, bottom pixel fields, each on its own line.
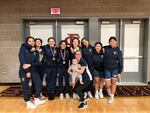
left=76, top=94, right=80, bottom=100
left=108, top=96, right=114, bottom=104
left=26, top=101, right=37, bottom=109
left=73, top=93, right=77, bottom=99
left=88, top=91, right=93, bottom=98
left=84, top=92, right=88, bottom=98
left=60, top=93, right=64, bottom=100
left=99, top=91, right=104, bottom=98
left=107, top=89, right=111, bottom=96
left=65, top=93, right=70, bottom=99
left=95, top=91, right=99, bottom=99
left=39, top=93, right=46, bottom=100
left=34, top=98, right=46, bottom=106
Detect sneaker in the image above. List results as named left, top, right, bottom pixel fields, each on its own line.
left=84, top=92, right=88, bottom=98
left=107, top=89, right=111, bottom=96
left=79, top=96, right=89, bottom=103
left=65, top=93, right=70, bottom=99
left=99, top=91, right=104, bottom=99
left=39, top=93, right=46, bottom=100
left=48, top=94, right=55, bottom=100
left=34, top=98, right=45, bottom=106
left=26, top=101, right=37, bottom=109
left=84, top=96, right=89, bottom=101
left=60, top=93, right=64, bottom=100
left=95, top=91, right=99, bottom=99
left=73, top=93, right=77, bottom=99
left=88, top=91, right=93, bottom=98
left=76, top=94, right=80, bottom=100
left=108, top=96, right=114, bottom=104
left=78, top=102, right=88, bottom=109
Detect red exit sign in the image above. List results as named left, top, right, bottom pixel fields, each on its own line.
left=51, top=8, right=60, bottom=15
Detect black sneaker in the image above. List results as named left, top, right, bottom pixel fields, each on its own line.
left=78, top=102, right=88, bottom=109
left=48, top=94, right=55, bottom=100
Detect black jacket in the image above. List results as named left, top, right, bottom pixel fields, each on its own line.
left=57, top=48, right=70, bottom=68
left=93, top=52, right=104, bottom=72
left=104, top=45, right=123, bottom=73
left=19, top=43, right=41, bottom=77
left=81, top=45, right=94, bottom=68
left=42, top=44, right=58, bottom=67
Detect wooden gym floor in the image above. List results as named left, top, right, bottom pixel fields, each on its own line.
left=0, top=86, right=149, bottom=113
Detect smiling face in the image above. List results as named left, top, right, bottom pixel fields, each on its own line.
left=95, top=43, right=102, bottom=53
left=60, top=42, right=67, bottom=49
left=75, top=51, right=82, bottom=61
left=82, top=39, right=89, bottom=47
left=109, top=39, right=117, bottom=48
left=72, top=38, right=79, bottom=48
left=27, top=38, right=35, bottom=47
left=35, top=39, right=42, bottom=47
left=48, top=38, right=56, bottom=47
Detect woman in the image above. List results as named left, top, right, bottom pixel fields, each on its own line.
left=57, top=40, right=70, bottom=99
left=73, top=50, right=92, bottom=109
left=103, top=37, right=123, bottom=104
left=93, top=42, right=104, bottom=99
left=42, top=37, right=58, bottom=100
left=70, top=37, right=81, bottom=99
left=19, top=36, right=45, bottom=109
left=35, top=38, right=46, bottom=99
left=70, top=37, right=81, bottom=60
left=81, top=38, right=94, bottom=98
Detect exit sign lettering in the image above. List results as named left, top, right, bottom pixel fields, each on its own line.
left=51, top=8, right=60, bottom=15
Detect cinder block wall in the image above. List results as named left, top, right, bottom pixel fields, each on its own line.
left=0, top=0, right=150, bottom=83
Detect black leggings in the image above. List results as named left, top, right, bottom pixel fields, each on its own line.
left=74, top=80, right=91, bottom=101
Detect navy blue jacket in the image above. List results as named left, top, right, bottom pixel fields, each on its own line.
left=19, top=43, right=41, bottom=77
left=57, top=48, right=70, bottom=68
left=42, top=44, right=58, bottom=67
left=81, top=45, right=94, bottom=69
left=93, top=52, right=104, bottom=72
left=104, top=45, right=123, bottom=73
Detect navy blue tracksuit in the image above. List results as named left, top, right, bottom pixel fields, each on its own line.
left=19, top=43, right=42, bottom=101
left=81, top=45, right=94, bottom=92
left=42, top=44, right=58, bottom=99
left=57, top=48, right=70, bottom=94
left=36, top=47, right=46, bottom=82
left=103, top=45, right=123, bottom=77
left=82, top=45, right=94, bottom=74
left=32, top=47, right=45, bottom=93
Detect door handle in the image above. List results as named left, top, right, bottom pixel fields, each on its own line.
left=124, top=56, right=143, bottom=59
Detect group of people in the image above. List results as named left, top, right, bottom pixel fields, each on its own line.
left=18, top=36, right=123, bottom=110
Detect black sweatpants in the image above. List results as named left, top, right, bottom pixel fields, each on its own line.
left=74, top=80, right=91, bottom=101
left=45, top=66, right=57, bottom=98
left=21, top=72, right=42, bottom=102
left=57, top=66, right=70, bottom=94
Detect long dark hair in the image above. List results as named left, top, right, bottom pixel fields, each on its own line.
left=81, top=38, right=89, bottom=48
left=47, top=37, right=56, bottom=43
left=47, top=37, right=56, bottom=47
left=25, top=36, right=34, bottom=43
left=71, top=37, right=80, bottom=48
left=94, top=42, right=103, bottom=54
left=59, top=40, right=67, bottom=49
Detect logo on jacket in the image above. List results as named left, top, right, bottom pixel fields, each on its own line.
left=114, top=51, right=117, bottom=55
left=89, top=49, right=92, bottom=52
